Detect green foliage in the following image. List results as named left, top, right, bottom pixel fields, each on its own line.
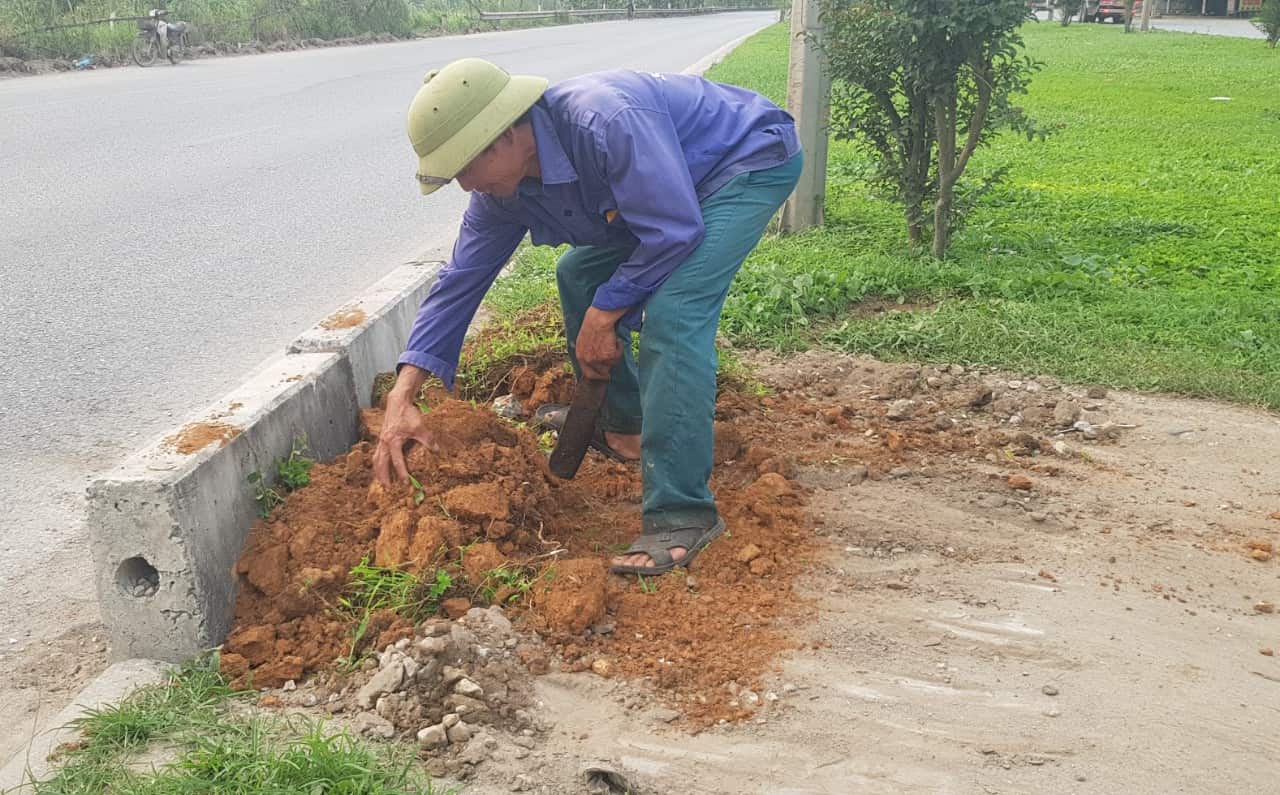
left=476, top=563, right=542, bottom=604
left=246, top=435, right=314, bottom=518
left=1255, top=0, right=1280, bottom=49
left=246, top=470, right=284, bottom=518
left=29, top=655, right=449, bottom=793
left=276, top=434, right=315, bottom=490
left=408, top=473, right=426, bottom=506
left=337, top=557, right=453, bottom=663
left=706, top=23, right=1280, bottom=409
left=819, top=0, right=1041, bottom=257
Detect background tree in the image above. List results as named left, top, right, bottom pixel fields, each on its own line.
left=1058, top=0, right=1084, bottom=25
left=819, top=0, right=1040, bottom=258
left=1254, top=0, right=1280, bottom=48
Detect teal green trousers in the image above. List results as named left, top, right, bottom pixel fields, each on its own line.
left=556, top=155, right=803, bottom=534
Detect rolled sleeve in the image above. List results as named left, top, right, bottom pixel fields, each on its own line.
left=591, top=108, right=705, bottom=328
left=399, top=197, right=526, bottom=390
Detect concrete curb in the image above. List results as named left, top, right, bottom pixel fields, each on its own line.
left=0, top=659, right=169, bottom=792
left=289, top=260, right=444, bottom=408
left=87, top=261, right=443, bottom=663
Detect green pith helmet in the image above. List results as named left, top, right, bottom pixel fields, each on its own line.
left=406, top=58, right=548, bottom=195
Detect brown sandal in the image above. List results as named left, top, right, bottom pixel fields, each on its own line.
left=609, top=519, right=726, bottom=576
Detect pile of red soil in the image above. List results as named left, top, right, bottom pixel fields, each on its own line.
left=222, top=380, right=819, bottom=728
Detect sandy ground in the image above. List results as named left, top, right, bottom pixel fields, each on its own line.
left=449, top=352, right=1280, bottom=794
left=8, top=352, right=1280, bottom=793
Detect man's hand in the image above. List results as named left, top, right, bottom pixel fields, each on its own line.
left=372, top=365, right=439, bottom=487
left=576, top=306, right=628, bottom=380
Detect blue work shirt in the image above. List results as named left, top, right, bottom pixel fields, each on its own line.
left=399, top=69, right=799, bottom=389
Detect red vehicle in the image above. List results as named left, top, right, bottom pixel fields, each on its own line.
left=1090, top=0, right=1143, bottom=23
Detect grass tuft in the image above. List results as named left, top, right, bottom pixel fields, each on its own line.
left=28, top=655, right=449, bottom=794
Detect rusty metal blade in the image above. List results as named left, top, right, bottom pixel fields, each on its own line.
left=549, top=378, right=608, bottom=479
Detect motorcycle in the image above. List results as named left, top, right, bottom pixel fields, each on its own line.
left=133, top=9, right=189, bottom=67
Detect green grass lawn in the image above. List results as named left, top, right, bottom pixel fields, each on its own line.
left=706, top=22, right=1280, bottom=408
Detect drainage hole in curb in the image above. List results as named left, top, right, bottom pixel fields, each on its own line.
left=117, top=556, right=159, bottom=598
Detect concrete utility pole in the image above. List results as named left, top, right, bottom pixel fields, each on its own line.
left=779, top=0, right=830, bottom=233
left=1140, top=0, right=1153, bottom=31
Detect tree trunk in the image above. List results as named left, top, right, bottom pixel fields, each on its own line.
left=932, top=96, right=957, bottom=259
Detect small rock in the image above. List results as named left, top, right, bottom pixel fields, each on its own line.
left=1043, top=708, right=1061, bottom=718
left=1029, top=512, right=1048, bottom=523
left=448, top=694, right=490, bottom=721
left=1050, top=440, right=1071, bottom=456
left=356, top=661, right=405, bottom=709
left=352, top=712, right=396, bottom=739
left=782, top=683, right=798, bottom=694
left=926, top=376, right=942, bottom=388
left=442, top=713, right=460, bottom=729
left=651, top=707, right=681, bottom=723
left=1246, top=538, right=1274, bottom=553
left=454, top=678, right=484, bottom=699
left=948, top=364, right=965, bottom=376
left=1010, top=432, right=1040, bottom=455
left=458, top=733, right=493, bottom=765
left=848, top=464, right=869, bottom=485
left=1261, top=648, right=1275, bottom=656
left=888, top=466, right=913, bottom=479
left=446, top=720, right=473, bottom=744
left=591, top=658, right=613, bottom=678
left=1042, top=684, right=1059, bottom=696
left=417, top=724, right=447, bottom=749
left=416, top=636, right=450, bottom=657
left=1252, top=550, right=1273, bottom=563
left=1086, top=387, right=1108, bottom=399
left=590, top=622, right=616, bottom=635
left=968, top=388, right=993, bottom=407
left=976, top=494, right=1006, bottom=509
left=736, top=544, right=763, bottom=564
left=492, top=394, right=524, bottom=419
left=441, top=666, right=468, bottom=686
left=1255, top=601, right=1275, bottom=614
left=886, top=399, right=915, bottom=420
left=282, top=680, right=296, bottom=692
left=510, top=774, right=535, bottom=792
left=442, top=597, right=471, bottom=619
left=1053, top=400, right=1081, bottom=427
left=1073, top=419, right=1097, bottom=440
left=1007, top=474, right=1034, bottom=491
left=749, top=557, right=776, bottom=577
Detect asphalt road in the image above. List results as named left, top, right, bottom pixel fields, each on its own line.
left=0, top=11, right=775, bottom=751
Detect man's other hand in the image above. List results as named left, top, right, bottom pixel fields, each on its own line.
left=372, top=366, right=439, bottom=487
left=576, top=306, right=628, bottom=380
